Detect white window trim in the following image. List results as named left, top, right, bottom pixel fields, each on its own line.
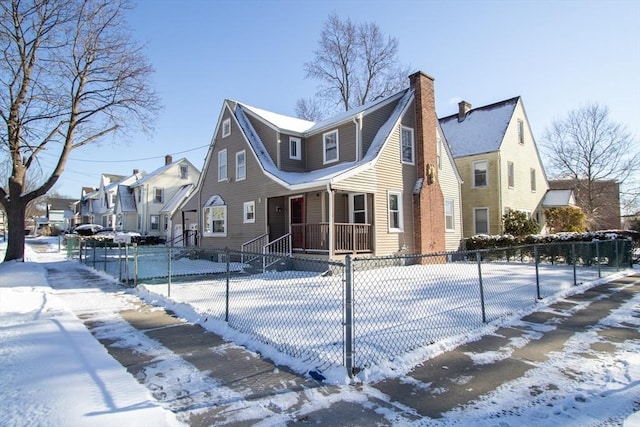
left=222, top=118, right=231, bottom=138
left=445, top=199, right=455, bottom=232
left=236, top=150, right=246, bottom=181
left=473, top=160, right=488, bottom=188
left=507, top=161, right=515, bottom=189
left=474, top=207, right=490, bottom=235
left=289, top=137, right=301, bottom=160
left=517, top=119, right=524, bottom=145
left=530, top=168, right=537, bottom=192
left=203, top=205, right=227, bottom=237
left=323, top=130, right=339, bottom=164
left=150, top=214, right=160, bottom=230
left=243, top=201, right=255, bottom=224
left=180, top=164, right=188, bottom=179
left=387, top=190, right=403, bottom=232
left=154, top=188, right=164, bottom=204
left=218, top=149, right=227, bottom=182
left=401, top=126, right=415, bottom=165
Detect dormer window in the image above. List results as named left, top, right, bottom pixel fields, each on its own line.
left=323, top=130, right=339, bottom=164
left=222, top=118, right=231, bottom=138
left=289, top=137, right=301, bottom=160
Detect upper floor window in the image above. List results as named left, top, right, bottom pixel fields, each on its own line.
left=218, top=149, right=227, bottom=181
left=517, top=119, right=524, bottom=145
left=507, top=161, right=515, bottom=188
left=445, top=199, right=455, bottom=231
left=473, top=160, right=488, bottom=187
left=289, top=137, right=301, bottom=160
left=154, top=188, right=164, bottom=204
left=243, top=201, right=255, bottom=223
left=180, top=164, right=188, bottom=179
left=236, top=150, right=246, bottom=181
left=401, top=126, right=414, bottom=164
left=530, top=168, right=537, bottom=192
left=388, top=191, right=403, bottom=232
left=323, top=130, right=339, bottom=164
left=222, top=118, right=231, bottom=138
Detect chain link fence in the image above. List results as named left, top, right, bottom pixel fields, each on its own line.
left=68, top=238, right=633, bottom=377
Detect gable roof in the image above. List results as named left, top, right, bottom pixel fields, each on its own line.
left=439, top=97, right=520, bottom=158
left=131, top=158, right=196, bottom=188
left=231, top=88, right=414, bottom=190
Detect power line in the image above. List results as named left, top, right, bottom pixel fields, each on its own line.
left=66, top=144, right=209, bottom=163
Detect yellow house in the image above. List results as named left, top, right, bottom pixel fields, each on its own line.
left=440, top=97, right=549, bottom=237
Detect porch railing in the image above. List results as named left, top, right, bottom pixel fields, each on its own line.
left=263, top=233, right=291, bottom=271
left=241, top=232, right=269, bottom=263
left=290, top=223, right=372, bottom=254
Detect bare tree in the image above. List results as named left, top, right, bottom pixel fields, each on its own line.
left=0, top=0, right=160, bottom=261
left=296, top=12, right=410, bottom=119
left=542, top=103, right=640, bottom=229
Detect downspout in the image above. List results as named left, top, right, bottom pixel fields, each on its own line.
left=497, top=154, right=502, bottom=234
left=352, top=113, right=363, bottom=161
left=276, top=132, right=281, bottom=169
left=327, top=183, right=334, bottom=259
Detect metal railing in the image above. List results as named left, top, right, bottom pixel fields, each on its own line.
left=69, top=238, right=634, bottom=379
left=263, top=232, right=291, bottom=271
left=241, top=233, right=268, bottom=263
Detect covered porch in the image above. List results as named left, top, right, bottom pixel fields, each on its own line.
left=257, top=190, right=374, bottom=257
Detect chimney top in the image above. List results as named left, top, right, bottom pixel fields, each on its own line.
left=458, top=101, right=472, bottom=122
left=133, top=168, right=139, bottom=175
left=165, top=154, right=173, bottom=165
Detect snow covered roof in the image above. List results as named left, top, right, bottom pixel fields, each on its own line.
left=439, top=97, right=519, bottom=158
left=543, top=189, right=575, bottom=207
left=131, top=158, right=192, bottom=188
left=238, top=104, right=315, bottom=133
left=233, top=88, right=414, bottom=190
left=161, top=184, right=194, bottom=215
left=117, top=185, right=137, bottom=213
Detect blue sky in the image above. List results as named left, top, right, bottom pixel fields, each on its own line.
left=47, top=0, right=640, bottom=198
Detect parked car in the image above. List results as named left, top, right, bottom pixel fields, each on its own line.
left=73, top=224, right=104, bottom=236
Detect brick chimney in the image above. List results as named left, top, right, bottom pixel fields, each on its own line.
left=133, top=168, right=139, bottom=175
left=165, top=154, right=173, bottom=165
left=409, top=71, right=445, bottom=255
left=458, top=100, right=471, bottom=122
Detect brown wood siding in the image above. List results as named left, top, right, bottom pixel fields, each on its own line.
left=306, top=122, right=357, bottom=170
left=361, top=98, right=403, bottom=155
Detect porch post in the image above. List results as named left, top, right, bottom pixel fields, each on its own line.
left=327, top=185, right=334, bottom=257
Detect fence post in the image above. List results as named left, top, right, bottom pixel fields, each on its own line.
left=344, top=255, right=354, bottom=378
left=167, top=246, right=172, bottom=298
left=534, top=245, right=541, bottom=299
left=133, top=243, right=138, bottom=287
left=225, top=248, right=230, bottom=322
left=615, top=240, right=620, bottom=271
left=477, top=250, right=486, bottom=323
left=596, top=240, right=601, bottom=278
left=572, top=243, right=577, bottom=286
left=103, top=242, right=107, bottom=271
left=124, top=243, right=130, bottom=285
left=118, top=243, right=122, bottom=282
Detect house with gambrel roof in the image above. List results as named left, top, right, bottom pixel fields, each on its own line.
left=176, top=72, right=464, bottom=257
left=439, top=97, right=549, bottom=237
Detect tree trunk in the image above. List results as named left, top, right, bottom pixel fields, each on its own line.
left=3, top=201, right=27, bottom=262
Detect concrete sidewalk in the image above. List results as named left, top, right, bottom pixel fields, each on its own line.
left=44, top=262, right=640, bottom=426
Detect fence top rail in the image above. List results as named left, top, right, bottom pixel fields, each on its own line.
left=352, top=238, right=632, bottom=262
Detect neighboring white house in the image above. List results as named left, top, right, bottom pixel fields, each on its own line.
left=124, top=155, right=200, bottom=242
left=82, top=172, right=144, bottom=228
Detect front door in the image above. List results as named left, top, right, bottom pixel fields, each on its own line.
left=290, top=196, right=304, bottom=248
